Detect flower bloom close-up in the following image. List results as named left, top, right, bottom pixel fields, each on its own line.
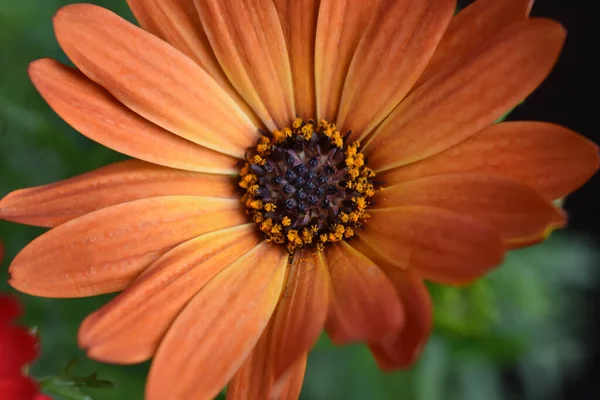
left=0, top=0, right=598, bottom=399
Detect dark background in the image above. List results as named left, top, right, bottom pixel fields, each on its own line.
left=473, top=0, right=600, bottom=398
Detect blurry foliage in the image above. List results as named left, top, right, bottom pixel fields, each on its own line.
left=0, top=1, right=597, bottom=399
left=39, top=358, right=115, bottom=400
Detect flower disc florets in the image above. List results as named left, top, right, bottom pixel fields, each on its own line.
left=240, top=118, right=376, bottom=253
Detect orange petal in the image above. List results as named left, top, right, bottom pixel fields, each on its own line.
left=369, top=275, right=432, bottom=370
left=415, top=0, right=533, bottom=88
left=272, top=354, right=307, bottom=400
left=196, top=0, right=295, bottom=130
left=227, top=325, right=307, bottom=400
left=126, top=0, right=264, bottom=129
left=78, top=224, right=261, bottom=364
left=369, top=267, right=432, bottom=369
left=273, top=0, right=320, bottom=119
left=269, top=249, right=329, bottom=382
left=146, top=242, right=288, bottom=400
left=375, top=174, right=565, bottom=246
left=8, top=196, right=246, bottom=298
left=364, top=19, right=566, bottom=171
left=314, top=0, right=381, bottom=121
left=227, top=249, right=323, bottom=399
left=126, top=0, right=220, bottom=74
left=325, top=241, right=404, bottom=344
left=379, top=122, right=600, bottom=201
left=350, top=239, right=433, bottom=369
left=0, top=160, right=238, bottom=228
left=225, top=328, right=273, bottom=400
left=337, top=0, right=455, bottom=141
left=358, top=206, right=504, bottom=285
left=29, top=59, right=238, bottom=173
left=53, top=4, right=258, bottom=158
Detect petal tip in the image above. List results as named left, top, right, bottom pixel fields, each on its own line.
left=530, top=17, right=567, bottom=43
left=77, top=316, right=96, bottom=349
left=52, top=4, right=80, bottom=27
left=28, top=58, right=66, bottom=89
left=7, top=276, right=29, bottom=295
left=53, top=3, right=96, bottom=21
left=27, top=59, right=46, bottom=75
left=0, top=191, right=23, bottom=223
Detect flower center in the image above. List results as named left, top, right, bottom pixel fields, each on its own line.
left=240, top=119, right=376, bottom=253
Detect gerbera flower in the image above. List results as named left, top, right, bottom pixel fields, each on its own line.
left=1, top=0, right=598, bottom=398
left=1, top=244, right=50, bottom=400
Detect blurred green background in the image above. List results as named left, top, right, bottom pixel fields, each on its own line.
left=1, top=1, right=598, bottom=399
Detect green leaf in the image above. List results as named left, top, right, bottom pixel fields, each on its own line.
left=38, top=358, right=115, bottom=400
left=71, top=373, right=115, bottom=390
left=39, top=377, right=93, bottom=400
left=45, top=386, right=93, bottom=400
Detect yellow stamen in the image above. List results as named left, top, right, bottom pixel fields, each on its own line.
left=331, top=132, right=343, bottom=148
left=249, top=199, right=263, bottom=210
left=301, top=124, right=314, bottom=140
left=344, top=227, right=354, bottom=239
left=273, top=130, right=286, bottom=143
left=240, top=118, right=376, bottom=254
left=260, top=218, right=273, bottom=232
left=253, top=155, right=266, bottom=165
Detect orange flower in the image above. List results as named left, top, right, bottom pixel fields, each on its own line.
left=1, top=0, right=598, bottom=399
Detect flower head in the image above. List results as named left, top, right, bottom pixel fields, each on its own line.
left=0, top=0, right=598, bottom=399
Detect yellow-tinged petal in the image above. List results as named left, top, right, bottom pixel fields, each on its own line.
left=269, top=249, right=329, bottom=382
left=415, top=0, right=533, bottom=88
left=325, top=241, right=404, bottom=344
left=0, top=160, right=237, bottom=228
left=196, top=0, right=295, bottom=130
left=364, top=19, right=566, bottom=171
left=53, top=4, right=258, bottom=158
left=29, top=59, right=239, bottom=173
left=8, top=196, right=246, bottom=298
left=78, top=224, right=261, bottom=364
left=358, top=206, right=504, bottom=285
left=315, top=0, right=381, bottom=121
left=146, top=242, right=288, bottom=400
left=273, top=0, right=320, bottom=119
left=337, top=0, right=455, bottom=141
left=375, top=174, right=565, bottom=246
left=379, top=122, right=600, bottom=201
